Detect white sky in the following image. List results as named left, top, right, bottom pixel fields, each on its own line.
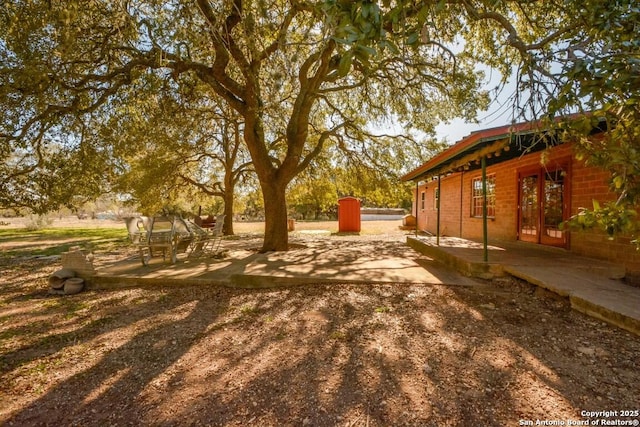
left=434, top=66, right=520, bottom=144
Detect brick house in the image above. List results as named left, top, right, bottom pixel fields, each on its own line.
left=401, top=119, right=640, bottom=282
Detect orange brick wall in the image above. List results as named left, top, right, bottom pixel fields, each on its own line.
left=569, top=151, right=640, bottom=276
left=410, top=142, right=640, bottom=277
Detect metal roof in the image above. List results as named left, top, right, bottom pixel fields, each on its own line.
left=401, top=120, right=547, bottom=182
left=400, top=112, right=612, bottom=182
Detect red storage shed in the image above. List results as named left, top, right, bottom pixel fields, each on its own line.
left=338, top=197, right=361, bottom=233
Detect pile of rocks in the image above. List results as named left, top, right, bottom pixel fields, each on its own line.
left=48, top=268, right=85, bottom=295
left=47, top=248, right=96, bottom=295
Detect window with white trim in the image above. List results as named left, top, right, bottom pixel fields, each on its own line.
left=471, top=174, right=496, bottom=218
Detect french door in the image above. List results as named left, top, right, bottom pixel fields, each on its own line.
left=518, top=164, right=570, bottom=247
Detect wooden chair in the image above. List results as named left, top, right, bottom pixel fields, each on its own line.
left=188, top=215, right=226, bottom=258
left=128, top=216, right=194, bottom=266
left=141, top=216, right=175, bottom=265
left=125, top=216, right=154, bottom=265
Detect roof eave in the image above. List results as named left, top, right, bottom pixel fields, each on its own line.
left=401, top=132, right=513, bottom=182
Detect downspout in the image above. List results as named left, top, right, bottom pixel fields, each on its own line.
left=481, top=156, right=489, bottom=262
left=436, top=174, right=441, bottom=246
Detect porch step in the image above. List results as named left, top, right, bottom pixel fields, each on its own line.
left=408, top=236, right=640, bottom=336
left=407, top=236, right=505, bottom=279
left=505, top=265, right=640, bottom=336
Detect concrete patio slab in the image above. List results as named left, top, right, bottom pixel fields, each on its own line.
left=91, top=237, right=480, bottom=291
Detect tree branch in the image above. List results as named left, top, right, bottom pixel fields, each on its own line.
left=178, top=173, right=225, bottom=197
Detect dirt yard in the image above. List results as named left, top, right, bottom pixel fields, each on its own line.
left=0, top=222, right=639, bottom=426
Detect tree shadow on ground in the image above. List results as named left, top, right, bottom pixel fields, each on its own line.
left=1, top=257, right=639, bottom=426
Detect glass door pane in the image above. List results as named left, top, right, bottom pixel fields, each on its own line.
left=519, top=174, right=539, bottom=242
left=541, top=169, right=566, bottom=246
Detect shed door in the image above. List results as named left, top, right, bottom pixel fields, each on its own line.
left=518, top=165, right=569, bottom=247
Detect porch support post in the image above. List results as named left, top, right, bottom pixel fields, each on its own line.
left=414, top=181, right=419, bottom=236
left=459, top=171, right=464, bottom=237
left=436, top=174, right=441, bottom=246
left=481, top=156, right=489, bottom=262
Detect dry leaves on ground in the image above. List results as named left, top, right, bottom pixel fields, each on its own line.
left=0, top=241, right=639, bottom=426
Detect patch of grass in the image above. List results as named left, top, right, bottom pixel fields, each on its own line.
left=130, top=296, right=152, bottom=305
left=0, top=227, right=128, bottom=257
left=225, top=304, right=263, bottom=325
left=27, top=361, right=49, bottom=375
left=0, top=227, right=124, bottom=241
left=61, top=300, right=90, bottom=318
left=40, top=298, right=62, bottom=310
left=240, top=304, right=260, bottom=316
left=328, top=330, right=348, bottom=340
left=0, top=327, right=27, bottom=341
left=156, top=293, right=171, bottom=304
left=85, top=316, right=114, bottom=331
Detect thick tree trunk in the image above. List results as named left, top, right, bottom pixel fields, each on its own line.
left=223, top=191, right=234, bottom=235
left=260, top=179, right=289, bottom=251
